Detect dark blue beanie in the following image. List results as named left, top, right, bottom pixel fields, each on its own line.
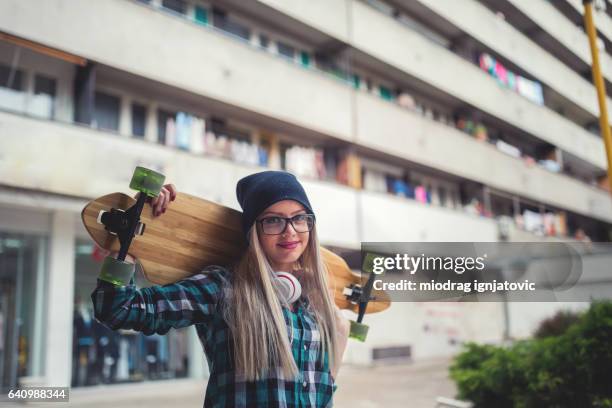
left=236, top=171, right=315, bottom=237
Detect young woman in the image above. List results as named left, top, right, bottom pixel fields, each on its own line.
left=91, top=170, right=350, bottom=407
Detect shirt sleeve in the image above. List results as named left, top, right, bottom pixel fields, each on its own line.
left=91, top=263, right=229, bottom=335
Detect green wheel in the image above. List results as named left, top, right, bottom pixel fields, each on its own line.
left=99, top=256, right=135, bottom=287
left=349, top=320, right=369, bottom=342
left=129, top=166, right=166, bottom=197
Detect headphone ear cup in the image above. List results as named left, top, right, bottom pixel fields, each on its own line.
left=274, top=272, right=302, bottom=304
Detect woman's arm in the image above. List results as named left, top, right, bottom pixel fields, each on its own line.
left=90, top=182, right=228, bottom=335
left=91, top=257, right=228, bottom=335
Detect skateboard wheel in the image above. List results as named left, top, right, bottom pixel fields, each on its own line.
left=349, top=320, right=369, bottom=342
left=98, top=256, right=135, bottom=286
left=129, top=166, right=166, bottom=197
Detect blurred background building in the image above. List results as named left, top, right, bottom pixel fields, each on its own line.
left=0, top=0, right=611, bottom=396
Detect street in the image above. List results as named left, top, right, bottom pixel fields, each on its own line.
left=3, top=357, right=455, bottom=408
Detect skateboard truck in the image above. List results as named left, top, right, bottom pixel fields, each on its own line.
left=345, top=252, right=384, bottom=342
left=97, top=167, right=165, bottom=262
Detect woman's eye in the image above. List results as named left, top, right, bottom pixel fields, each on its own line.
left=293, top=214, right=307, bottom=222
left=263, top=217, right=282, bottom=224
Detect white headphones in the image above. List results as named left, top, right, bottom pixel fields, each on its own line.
left=274, top=271, right=302, bottom=304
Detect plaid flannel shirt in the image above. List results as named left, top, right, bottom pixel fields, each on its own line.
left=91, top=264, right=338, bottom=407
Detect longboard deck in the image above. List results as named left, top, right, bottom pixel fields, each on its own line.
left=82, top=192, right=390, bottom=314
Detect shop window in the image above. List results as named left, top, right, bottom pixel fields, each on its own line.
left=131, top=103, right=147, bottom=138
left=0, top=232, right=47, bottom=391
left=72, top=241, right=191, bottom=387
left=162, top=0, right=187, bottom=15
left=93, top=91, right=120, bottom=131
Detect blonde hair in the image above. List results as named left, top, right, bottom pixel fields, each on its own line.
left=221, top=223, right=339, bottom=381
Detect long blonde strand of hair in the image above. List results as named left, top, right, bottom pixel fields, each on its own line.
left=222, top=223, right=339, bottom=381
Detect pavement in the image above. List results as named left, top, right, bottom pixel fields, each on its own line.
left=3, top=357, right=456, bottom=408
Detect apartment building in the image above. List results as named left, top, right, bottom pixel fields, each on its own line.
left=0, top=0, right=611, bottom=391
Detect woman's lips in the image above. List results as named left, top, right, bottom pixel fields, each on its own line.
left=278, top=242, right=299, bottom=250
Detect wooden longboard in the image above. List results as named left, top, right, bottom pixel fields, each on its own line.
left=81, top=192, right=390, bottom=314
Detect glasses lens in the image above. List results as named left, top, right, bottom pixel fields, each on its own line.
left=261, top=217, right=286, bottom=234
left=291, top=214, right=314, bottom=232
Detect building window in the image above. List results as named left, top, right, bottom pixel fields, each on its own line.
left=0, top=63, right=26, bottom=113
left=0, top=63, right=24, bottom=91
left=30, top=74, right=57, bottom=119
left=300, top=51, right=311, bottom=67
left=157, top=109, right=176, bottom=145
left=162, top=0, right=187, bottom=15
left=131, top=103, right=147, bottom=138
left=212, top=7, right=251, bottom=41
left=93, top=91, right=120, bottom=131
left=259, top=34, right=270, bottom=49
left=379, top=85, right=394, bottom=101
left=194, top=5, right=208, bottom=25
left=277, top=42, right=295, bottom=60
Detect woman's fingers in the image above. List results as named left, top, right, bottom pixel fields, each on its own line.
left=150, top=184, right=177, bottom=217
left=154, top=187, right=169, bottom=216
left=165, top=183, right=177, bottom=201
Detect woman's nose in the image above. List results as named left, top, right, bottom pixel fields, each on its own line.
left=281, top=221, right=298, bottom=236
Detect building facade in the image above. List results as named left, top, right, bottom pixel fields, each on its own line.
left=0, top=0, right=611, bottom=391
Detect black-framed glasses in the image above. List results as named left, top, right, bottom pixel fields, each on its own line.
left=257, top=214, right=315, bottom=235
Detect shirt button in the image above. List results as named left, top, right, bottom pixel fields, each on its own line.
left=303, top=344, right=308, bottom=350
left=302, top=381, right=308, bottom=388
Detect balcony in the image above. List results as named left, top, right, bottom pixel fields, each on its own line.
left=355, top=92, right=612, bottom=223
left=500, top=0, right=612, bottom=84
left=251, top=0, right=608, bottom=170
left=413, top=0, right=612, bottom=121
left=0, top=110, right=502, bottom=244
left=349, top=0, right=607, bottom=170
left=0, top=0, right=354, bottom=142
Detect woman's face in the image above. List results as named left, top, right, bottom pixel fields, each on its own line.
left=256, top=200, right=310, bottom=272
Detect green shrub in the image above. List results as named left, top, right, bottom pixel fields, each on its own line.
left=450, top=301, right=612, bottom=408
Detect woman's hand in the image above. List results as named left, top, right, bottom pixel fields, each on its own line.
left=133, top=183, right=177, bottom=217
left=150, top=183, right=177, bottom=217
